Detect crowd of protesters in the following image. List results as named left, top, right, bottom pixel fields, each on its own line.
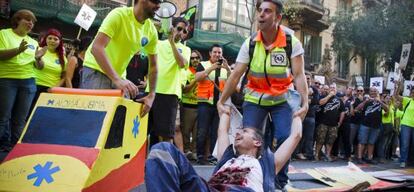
left=1, top=1, right=413, bottom=191
left=292, top=74, right=414, bottom=168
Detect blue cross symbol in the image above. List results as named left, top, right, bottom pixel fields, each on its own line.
left=132, top=115, right=140, bottom=138
left=27, top=161, right=60, bottom=187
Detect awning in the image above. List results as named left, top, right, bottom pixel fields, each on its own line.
left=11, top=0, right=120, bottom=27
left=187, top=29, right=246, bottom=57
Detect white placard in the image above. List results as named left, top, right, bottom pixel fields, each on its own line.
left=314, top=75, right=325, bottom=85
left=403, top=81, right=414, bottom=96
left=370, top=77, right=383, bottom=93
left=399, top=43, right=412, bottom=70
left=386, top=72, right=395, bottom=90
left=74, top=4, right=97, bottom=31
left=355, top=76, right=364, bottom=86
left=394, top=62, right=402, bottom=80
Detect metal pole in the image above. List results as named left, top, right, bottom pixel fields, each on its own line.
left=127, top=0, right=134, bottom=7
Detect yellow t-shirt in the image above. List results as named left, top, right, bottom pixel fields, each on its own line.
left=401, top=97, right=414, bottom=127
left=0, top=28, right=38, bottom=79
left=83, top=7, right=158, bottom=76
left=151, top=40, right=191, bottom=98
left=34, top=50, right=66, bottom=87
left=382, top=107, right=394, bottom=125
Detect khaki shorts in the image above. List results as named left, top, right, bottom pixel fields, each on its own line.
left=316, top=124, right=338, bottom=145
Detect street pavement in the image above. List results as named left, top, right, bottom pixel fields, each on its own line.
left=2, top=152, right=412, bottom=191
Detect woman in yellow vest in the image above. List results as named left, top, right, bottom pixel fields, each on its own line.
left=0, top=10, right=39, bottom=151
left=31, top=29, right=67, bottom=109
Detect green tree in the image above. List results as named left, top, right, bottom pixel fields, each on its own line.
left=331, top=1, right=414, bottom=80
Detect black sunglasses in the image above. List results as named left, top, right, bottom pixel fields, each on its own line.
left=357, top=90, right=364, bottom=92
left=176, top=26, right=188, bottom=34
left=190, top=57, right=199, bottom=60
left=315, top=82, right=320, bottom=85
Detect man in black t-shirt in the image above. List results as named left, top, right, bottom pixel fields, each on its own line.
left=355, top=87, right=389, bottom=164
left=349, top=86, right=364, bottom=155
left=315, top=84, right=345, bottom=161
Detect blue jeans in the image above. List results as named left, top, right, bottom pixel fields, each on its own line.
left=358, top=124, right=380, bottom=145
left=145, top=142, right=252, bottom=192
left=301, top=117, right=315, bottom=158
left=349, top=123, right=360, bottom=153
left=399, top=125, right=414, bottom=163
left=0, top=78, right=36, bottom=146
left=376, top=123, right=393, bottom=159
left=243, top=101, right=293, bottom=188
left=196, top=103, right=219, bottom=159
left=145, top=142, right=210, bottom=192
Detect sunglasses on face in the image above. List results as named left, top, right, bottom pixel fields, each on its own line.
left=190, top=57, right=199, bottom=60
left=176, top=26, right=188, bottom=34
left=315, top=82, right=320, bottom=85
left=357, top=90, right=364, bottom=92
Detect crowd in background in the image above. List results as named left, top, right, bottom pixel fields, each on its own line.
left=293, top=73, right=414, bottom=168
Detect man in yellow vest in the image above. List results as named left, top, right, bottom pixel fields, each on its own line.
left=81, top=0, right=161, bottom=117
left=181, top=50, right=203, bottom=160
left=217, top=0, right=308, bottom=189
left=195, top=44, right=231, bottom=165
left=148, top=17, right=191, bottom=145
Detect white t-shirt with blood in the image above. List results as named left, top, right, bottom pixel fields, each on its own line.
left=216, top=154, right=264, bottom=192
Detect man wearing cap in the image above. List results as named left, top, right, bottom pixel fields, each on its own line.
left=81, top=0, right=162, bottom=117
left=217, top=0, right=307, bottom=189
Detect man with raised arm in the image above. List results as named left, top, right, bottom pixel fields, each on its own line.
left=145, top=106, right=302, bottom=191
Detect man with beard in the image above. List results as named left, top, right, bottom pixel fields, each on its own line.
left=315, top=83, right=345, bottom=161
left=81, top=0, right=161, bottom=117
left=147, top=17, right=191, bottom=146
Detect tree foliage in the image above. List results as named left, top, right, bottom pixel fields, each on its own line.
left=331, top=0, right=414, bottom=75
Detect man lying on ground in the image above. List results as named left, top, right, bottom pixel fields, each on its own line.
left=145, top=106, right=302, bottom=191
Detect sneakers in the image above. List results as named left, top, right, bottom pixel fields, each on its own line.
left=185, top=151, right=197, bottom=162
left=197, top=159, right=210, bottom=165
left=207, top=156, right=218, bottom=165
left=400, top=162, right=406, bottom=168
left=365, top=159, right=378, bottom=165
left=296, top=153, right=307, bottom=160
left=355, top=158, right=364, bottom=164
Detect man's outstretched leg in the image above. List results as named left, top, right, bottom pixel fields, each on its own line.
left=145, top=142, right=210, bottom=192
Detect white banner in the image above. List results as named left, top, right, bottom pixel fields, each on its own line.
left=314, top=75, right=325, bottom=85
left=355, top=76, right=364, bottom=86
left=399, top=43, right=412, bottom=70
left=74, top=4, right=97, bottom=31
left=394, top=62, right=402, bottom=81
left=386, top=72, right=396, bottom=90
left=370, top=77, right=383, bottom=94
left=403, top=81, right=414, bottom=96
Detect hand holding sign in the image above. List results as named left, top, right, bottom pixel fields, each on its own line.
left=370, top=77, right=383, bottom=94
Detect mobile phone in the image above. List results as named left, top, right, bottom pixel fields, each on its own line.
left=218, top=58, right=223, bottom=65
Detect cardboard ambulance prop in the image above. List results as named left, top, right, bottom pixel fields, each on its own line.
left=0, top=88, right=148, bottom=192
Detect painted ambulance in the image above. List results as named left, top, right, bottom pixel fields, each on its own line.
left=0, top=88, right=148, bottom=191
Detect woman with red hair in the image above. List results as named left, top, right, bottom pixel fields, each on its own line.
left=31, top=28, right=67, bottom=109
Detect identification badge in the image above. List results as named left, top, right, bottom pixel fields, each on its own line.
left=270, top=52, right=287, bottom=67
